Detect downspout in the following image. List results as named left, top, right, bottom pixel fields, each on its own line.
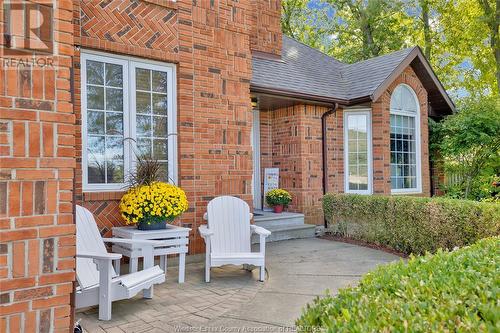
left=321, top=103, right=339, bottom=228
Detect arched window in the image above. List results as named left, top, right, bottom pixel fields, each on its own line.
left=390, top=85, right=421, bottom=192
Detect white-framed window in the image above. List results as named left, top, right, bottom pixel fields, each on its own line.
left=81, top=51, right=177, bottom=191
left=344, top=110, right=372, bottom=194
left=390, top=84, right=421, bottom=193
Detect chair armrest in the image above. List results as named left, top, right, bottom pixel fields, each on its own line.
left=250, top=225, right=271, bottom=237
left=198, top=225, right=213, bottom=239
left=77, top=251, right=122, bottom=260
left=102, top=238, right=164, bottom=247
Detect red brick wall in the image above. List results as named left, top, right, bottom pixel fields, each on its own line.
left=260, top=105, right=330, bottom=225
left=73, top=0, right=282, bottom=254
left=0, top=1, right=76, bottom=332
left=325, top=107, right=345, bottom=194
left=0, top=1, right=283, bottom=329
left=250, top=0, right=282, bottom=56
left=430, top=155, right=445, bottom=196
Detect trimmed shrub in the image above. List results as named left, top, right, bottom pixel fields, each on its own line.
left=324, top=194, right=500, bottom=255
left=297, top=237, right=500, bottom=332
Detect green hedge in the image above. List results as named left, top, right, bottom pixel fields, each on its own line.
left=324, top=194, right=500, bottom=255
left=297, top=237, right=500, bottom=332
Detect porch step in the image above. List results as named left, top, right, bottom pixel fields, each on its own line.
left=252, top=223, right=316, bottom=243
left=253, top=211, right=305, bottom=229
left=251, top=211, right=316, bottom=243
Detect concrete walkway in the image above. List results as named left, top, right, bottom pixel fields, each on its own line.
left=78, top=238, right=400, bottom=332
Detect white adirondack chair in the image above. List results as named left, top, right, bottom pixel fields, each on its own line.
left=199, top=196, right=271, bottom=282
left=75, top=205, right=165, bottom=320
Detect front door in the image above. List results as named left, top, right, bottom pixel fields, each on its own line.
left=252, top=109, right=262, bottom=210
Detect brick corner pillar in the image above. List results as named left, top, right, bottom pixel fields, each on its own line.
left=0, top=1, right=76, bottom=332
left=261, top=104, right=330, bottom=225
left=250, top=0, right=283, bottom=56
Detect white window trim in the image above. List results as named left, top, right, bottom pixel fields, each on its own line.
left=81, top=50, right=177, bottom=192
left=390, top=84, right=422, bottom=194
left=343, top=109, right=373, bottom=195
left=129, top=60, right=177, bottom=186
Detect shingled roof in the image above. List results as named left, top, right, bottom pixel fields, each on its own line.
left=251, top=36, right=454, bottom=115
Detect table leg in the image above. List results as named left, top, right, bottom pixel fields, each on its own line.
left=179, top=253, right=185, bottom=283
left=160, top=255, right=167, bottom=277
left=143, top=286, right=153, bottom=299
left=129, top=257, right=138, bottom=273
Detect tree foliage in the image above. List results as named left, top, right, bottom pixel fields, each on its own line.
left=436, top=0, right=498, bottom=97
left=437, top=97, right=500, bottom=199
left=281, top=0, right=330, bottom=51
left=477, top=0, right=500, bottom=93
left=324, top=0, right=411, bottom=62
left=281, top=0, right=500, bottom=99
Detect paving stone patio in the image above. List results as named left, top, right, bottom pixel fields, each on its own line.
left=78, top=238, right=400, bottom=332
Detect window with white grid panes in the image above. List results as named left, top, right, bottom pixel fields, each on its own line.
left=344, top=111, right=372, bottom=194
left=82, top=52, right=176, bottom=191
left=389, top=84, right=421, bottom=193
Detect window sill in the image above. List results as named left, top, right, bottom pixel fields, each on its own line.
left=345, top=191, right=372, bottom=195
left=391, top=191, right=423, bottom=196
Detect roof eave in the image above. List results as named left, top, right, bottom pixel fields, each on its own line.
left=250, top=85, right=354, bottom=106
left=251, top=84, right=377, bottom=108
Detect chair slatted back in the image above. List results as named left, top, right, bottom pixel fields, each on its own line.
left=76, top=205, right=116, bottom=289
left=206, top=196, right=251, bottom=254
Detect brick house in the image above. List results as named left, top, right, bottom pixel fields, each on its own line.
left=0, top=0, right=453, bottom=331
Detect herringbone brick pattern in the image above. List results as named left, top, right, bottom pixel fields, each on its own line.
left=80, top=0, right=177, bottom=53
left=81, top=201, right=123, bottom=237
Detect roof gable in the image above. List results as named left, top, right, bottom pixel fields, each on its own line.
left=369, top=47, right=455, bottom=116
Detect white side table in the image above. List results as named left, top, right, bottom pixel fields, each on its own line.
left=111, top=225, right=191, bottom=283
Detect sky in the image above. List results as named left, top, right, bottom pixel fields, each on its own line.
left=308, top=0, right=335, bottom=16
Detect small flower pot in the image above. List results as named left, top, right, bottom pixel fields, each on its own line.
left=273, top=204, right=284, bottom=213
left=137, top=221, right=167, bottom=230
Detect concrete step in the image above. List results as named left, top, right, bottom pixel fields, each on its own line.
left=251, top=223, right=316, bottom=244
left=253, top=211, right=305, bottom=229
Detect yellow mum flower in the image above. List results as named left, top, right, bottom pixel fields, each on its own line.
left=119, top=182, right=189, bottom=225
